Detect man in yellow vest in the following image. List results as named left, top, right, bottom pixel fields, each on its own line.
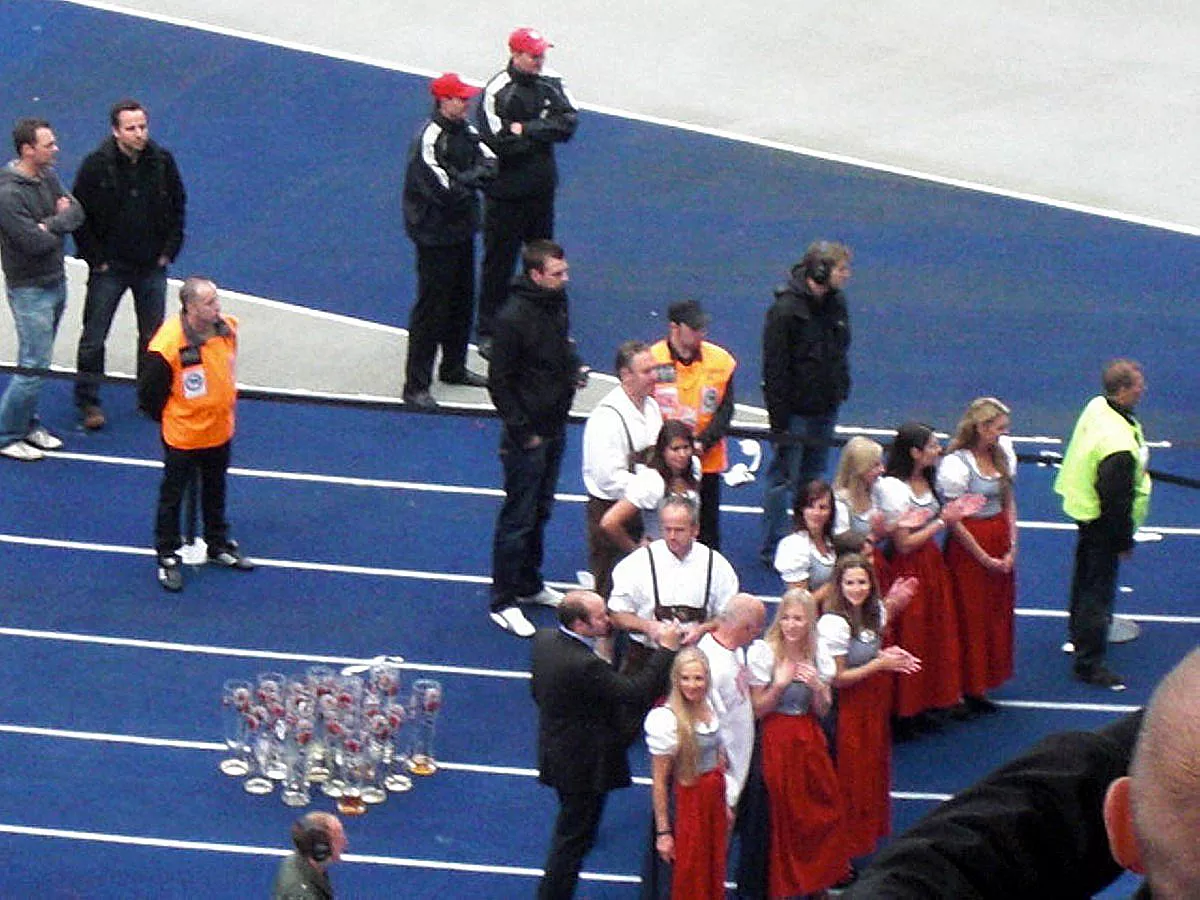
left=650, top=299, right=736, bottom=549
left=1054, top=359, right=1150, bottom=691
left=139, top=276, right=254, bottom=592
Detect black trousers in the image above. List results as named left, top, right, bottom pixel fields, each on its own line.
left=404, top=241, right=475, bottom=393
left=538, top=789, right=607, bottom=900
left=698, top=471, right=722, bottom=551
left=477, top=192, right=554, bottom=339
left=155, top=440, right=231, bottom=557
left=1067, top=520, right=1121, bottom=673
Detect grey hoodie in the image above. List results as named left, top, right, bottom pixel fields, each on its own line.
left=0, top=161, right=84, bottom=287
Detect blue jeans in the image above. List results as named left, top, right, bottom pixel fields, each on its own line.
left=0, top=279, right=67, bottom=446
left=760, top=411, right=837, bottom=559
left=491, top=429, right=565, bottom=610
left=74, top=264, right=167, bottom=409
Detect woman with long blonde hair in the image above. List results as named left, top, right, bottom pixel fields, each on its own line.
left=643, top=647, right=727, bottom=899
left=748, top=588, right=849, bottom=897
left=938, top=397, right=1018, bottom=712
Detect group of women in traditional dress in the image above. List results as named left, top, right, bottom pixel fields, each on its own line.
left=640, top=397, right=1018, bottom=898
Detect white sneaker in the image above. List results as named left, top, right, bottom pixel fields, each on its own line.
left=1, top=440, right=44, bottom=461
left=23, top=425, right=63, bottom=451
left=489, top=606, right=536, bottom=638
left=519, top=586, right=565, bottom=607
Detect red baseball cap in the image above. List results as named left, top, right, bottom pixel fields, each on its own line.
left=430, top=72, right=481, bottom=101
left=508, top=27, right=553, bottom=56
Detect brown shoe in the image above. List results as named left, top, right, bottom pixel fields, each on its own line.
left=81, top=405, right=106, bottom=430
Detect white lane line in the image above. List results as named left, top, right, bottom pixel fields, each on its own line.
left=0, top=626, right=531, bottom=681
left=56, top=1, right=1200, bottom=236
left=26, top=451, right=1200, bottom=535
left=0, top=723, right=964, bottom=801
left=996, top=700, right=1141, bottom=714
left=4, top=536, right=1200, bottom=625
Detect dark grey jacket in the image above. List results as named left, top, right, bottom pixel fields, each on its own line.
left=0, top=162, right=84, bottom=286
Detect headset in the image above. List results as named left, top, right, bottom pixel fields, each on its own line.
left=292, top=817, right=332, bottom=863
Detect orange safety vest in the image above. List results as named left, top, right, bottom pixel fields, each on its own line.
left=650, top=339, right=736, bottom=473
left=149, top=313, right=239, bottom=450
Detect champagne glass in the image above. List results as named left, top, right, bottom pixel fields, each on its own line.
left=406, top=679, right=442, bottom=776
left=219, top=679, right=253, bottom=776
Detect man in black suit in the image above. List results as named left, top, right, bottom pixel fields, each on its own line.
left=530, top=590, right=682, bottom=899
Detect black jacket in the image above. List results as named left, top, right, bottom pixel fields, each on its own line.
left=844, top=711, right=1144, bottom=899
left=402, top=112, right=497, bottom=246
left=476, top=62, right=578, bottom=200
left=761, top=271, right=851, bottom=429
left=72, top=136, right=186, bottom=269
left=530, top=628, right=674, bottom=793
left=487, top=275, right=581, bottom=446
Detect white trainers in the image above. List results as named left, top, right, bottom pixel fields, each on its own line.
left=23, top=425, right=63, bottom=451
left=519, top=586, right=565, bottom=607
left=489, top=606, right=536, bottom=638
left=1, top=440, right=44, bottom=461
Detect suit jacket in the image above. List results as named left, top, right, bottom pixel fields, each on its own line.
left=531, top=628, right=673, bottom=794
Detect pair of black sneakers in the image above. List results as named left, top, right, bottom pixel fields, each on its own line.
left=157, top=542, right=254, bottom=592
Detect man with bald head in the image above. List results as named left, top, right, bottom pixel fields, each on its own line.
left=843, top=649, right=1200, bottom=898
left=1105, top=649, right=1200, bottom=898
left=530, top=590, right=681, bottom=898
left=272, top=811, right=347, bottom=898
left=139, top=276, right=254, bottom=591
left=698, top=593, right=766, bottom=809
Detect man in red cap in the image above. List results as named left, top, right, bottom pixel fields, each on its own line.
left=474, top=27, right=578, bottom=360
left=401, top=73, right=498, bottom=410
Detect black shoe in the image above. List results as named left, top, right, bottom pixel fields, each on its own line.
left=157, top=554, right=183, bottom=592
left=208, top=541, right=254, bottom=571
left=1075, top=666, right=1127, bottom=691
left=946, top=701, right=974, bottom=721
left=892, top=716, right=919, bottom=742
left=440, top=369, right=488, bottom=388
left=477, top=337, right=493, bottom=361
left=402, top=390, right=439, bottom=411
left=965, top=695, right=1000, bottom=714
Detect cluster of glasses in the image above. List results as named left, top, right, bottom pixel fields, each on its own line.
left=219, top=663, right=443, bottom=816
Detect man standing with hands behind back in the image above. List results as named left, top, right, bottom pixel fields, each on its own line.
left=474, top=26, right=578, bottom=359
left=72, top=98, right=186, bottom=431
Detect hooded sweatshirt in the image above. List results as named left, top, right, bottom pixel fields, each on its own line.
left=0, top=161, right=84, bottom=287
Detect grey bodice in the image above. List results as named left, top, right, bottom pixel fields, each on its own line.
left=696, top=724, right=723, bottom=773
left=846, top=629, right=882, bottom=669
left=774, top=680, right=816, bottom=716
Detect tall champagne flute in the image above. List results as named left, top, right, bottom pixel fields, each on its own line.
left=406, top=679, right=442, bottom=776
left=219, top=679, right=253, bottom=776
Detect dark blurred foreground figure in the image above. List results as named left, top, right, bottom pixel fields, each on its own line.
left=844, top=648, right=1200, bottom=899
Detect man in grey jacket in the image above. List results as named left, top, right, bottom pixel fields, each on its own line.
left=0, top=117, right=84, bottom=460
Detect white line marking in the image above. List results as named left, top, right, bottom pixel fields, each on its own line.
left=1013, top=609, right=1200, bottom=625
left=892, top=791, right=953, bottom=802
left=0, top=626, right=531, bottom=680
left=54, top=0, right=1200, bottom=236
left=28, top=450, right=1200, bottom=535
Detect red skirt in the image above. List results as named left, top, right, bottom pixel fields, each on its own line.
left=945, top=514, right=1015, bottom=695
left=890, top=540, right=963, bottom=717
left=672, top=767, right=727, bottom=900
left=761, top=712, right=848, bottom=897
left=836, top=669, right=892, bottom=858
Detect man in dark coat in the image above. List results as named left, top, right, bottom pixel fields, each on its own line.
left=531, top=590, right=681, bottom=899
left=72, top=98, right=186, bottom=430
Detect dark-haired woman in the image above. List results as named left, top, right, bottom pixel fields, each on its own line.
left=875, top=422, right=982, bottom=733
left=602, top=420, right=700, bottom=550
left=773, top=479, right=837, bottom=608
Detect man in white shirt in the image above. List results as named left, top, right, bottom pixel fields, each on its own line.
left=698, top=593, right=766, bottom=809
left=608, top=495, right=738, bottom=668
left=582, top=340, right=662, bottom=598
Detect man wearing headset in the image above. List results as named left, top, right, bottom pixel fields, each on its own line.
left=759, top=240, right=853, bottom=564
left=272, top=811, right=347, bottom=899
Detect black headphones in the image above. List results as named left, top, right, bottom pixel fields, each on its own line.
left=292, top=818, right=332, bottom=863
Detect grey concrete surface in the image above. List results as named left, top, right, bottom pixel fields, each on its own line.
left=94, top=0, right=1199, bottom=232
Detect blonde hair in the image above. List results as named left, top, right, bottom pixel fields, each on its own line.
left=946, top=397, right=1013, bottom=485
left=833, top=436, right=883, bottom=513
left=764, top=587, right=818, bottom=664
left=665, top=647, right=712, bottom=785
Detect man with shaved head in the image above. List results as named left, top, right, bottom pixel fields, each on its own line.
left=698, top=592, right=766, bottom=810
left=273, top=811, right=347, bottom=898
left=843, top=649, right=1200, bottom=898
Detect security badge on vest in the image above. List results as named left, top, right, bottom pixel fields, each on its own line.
left=653, top=363, right=720, bottom=422
left=182, top=367, right=208, bottom=400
